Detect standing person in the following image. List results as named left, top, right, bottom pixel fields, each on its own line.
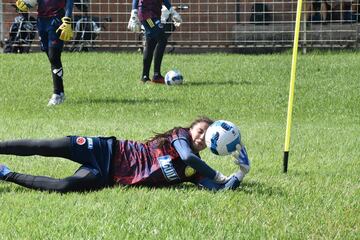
left=0, top=117, right=250, bottom=192
left=127, top=0, right=182, bottom=84
left=15, top=0, right=74, bottom=106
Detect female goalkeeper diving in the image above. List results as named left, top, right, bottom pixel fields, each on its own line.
left=0, top=117, right=250, bottom=193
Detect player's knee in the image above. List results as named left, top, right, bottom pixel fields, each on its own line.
left=53, top=179, right=97, bottom=193
left=52, top=180, right=74, bottom=193
left=48, top=47, right=62, bottom=67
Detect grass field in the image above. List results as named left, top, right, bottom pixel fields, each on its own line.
left=0, top=51, right=359, bottom=239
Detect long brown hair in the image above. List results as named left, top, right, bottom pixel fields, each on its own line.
left=145, top=116, right=214, bottom=147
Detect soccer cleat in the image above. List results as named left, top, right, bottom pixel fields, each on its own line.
left=0, top=164, right=11, bottom=180
left=151, top=74, right=165, bottom=84
left=141, top=75, right=150, bottom=84
left=47, top=92, right=65, bottom=106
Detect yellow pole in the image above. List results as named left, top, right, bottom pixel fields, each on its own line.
left=284, top=0, right=303, bottom=173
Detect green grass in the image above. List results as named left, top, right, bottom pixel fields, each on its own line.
left=0, top=51, right=359, bottom=239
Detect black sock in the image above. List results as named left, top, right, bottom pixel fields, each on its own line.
left=47, top=47, right=64, bottom=94
left=153, top=36, right=167, bottom=75
left=142, top=38, right=157, bottom=78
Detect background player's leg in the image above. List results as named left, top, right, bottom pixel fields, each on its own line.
left=47, top=47, right=64, bottom=96
left=142, top=37, right=157, bottom=81
left=2, top=166, right=103, bottom=193
left=0, top=137, right=71, bottom=159
left=153, top=33, right=168, bottom=78
left=46, top=16, right=65, bottom=106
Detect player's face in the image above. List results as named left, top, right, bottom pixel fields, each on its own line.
left=189, top=121, right=210, bottom=152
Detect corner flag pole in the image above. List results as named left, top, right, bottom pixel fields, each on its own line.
left=283, top=0, right=303, bottom=173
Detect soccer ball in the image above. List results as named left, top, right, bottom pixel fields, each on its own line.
left=24, top=0, right=38, bottom=8
left=165, top=70, right=183, bottom=85
left=205, top=120, right=241, bottom=156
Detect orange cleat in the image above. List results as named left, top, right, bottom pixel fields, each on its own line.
left=151, top=74, right=165, bottom=84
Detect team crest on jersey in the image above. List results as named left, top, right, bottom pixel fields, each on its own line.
left=76, top=137, right=86, bottom=145
left=157, top=155, right=180, bottom=182
left=185, top=166, right=196, bottom=177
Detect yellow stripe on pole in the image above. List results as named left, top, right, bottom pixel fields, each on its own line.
left=284, top=0, right=303, bottom=172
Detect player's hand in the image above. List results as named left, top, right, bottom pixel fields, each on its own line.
left=127, top=9, right=141, bottom=32
left=232, top=143, right=250, bottom=174
left=161, top=5, right=171, bottom=23
left=169, top=7, right=182, bottom=27
left=213, top=171, right=229, bottom=184
left=223, top=174, right=241, bottom=190
left=16, top=0, right=29, bottom=12
left=56, top=17, right=73, bottom=41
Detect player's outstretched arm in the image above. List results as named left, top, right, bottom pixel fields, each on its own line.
left=173, top=139, right=228, bottom=184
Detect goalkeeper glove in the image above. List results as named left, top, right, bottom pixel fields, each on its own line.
left=161, top=5, right=171, bottom=24
left=16, top=0, right=29, bottom=12
left=213, top=171, right=229, bottom=184
left=232, top=143, right=250, bottom=174
left=223, top=174, right=241, bottom=190
left=169, top=7, right=182, bottom=27
left=127, top=9, right=141, bottom=33
left=56, top=17, right=73, bottom=41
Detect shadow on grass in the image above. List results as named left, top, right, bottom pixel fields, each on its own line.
left=112, top=181, right=285, bottom=196
left=73, top=97, right=175, bottom=105
left=185, top=80, right=252, bottom=86
left=240, top=180, right=285, bottom=197
left=1, top=179, right=284, bottom=196
left=124, top=181, right=285, bottom=196
left=0, top=184, right=27, bottom=193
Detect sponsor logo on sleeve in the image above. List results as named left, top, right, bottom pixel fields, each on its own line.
left=157, top=155, right=180, bottom=182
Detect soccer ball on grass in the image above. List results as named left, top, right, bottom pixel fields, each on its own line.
left=205, top=120, right=241, bottom=156
left=165, top=70, right=183, bottom=85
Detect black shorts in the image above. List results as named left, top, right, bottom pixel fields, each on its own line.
left=142, top=17, right=166, bottom=40
left=69, top=136, right=116, bottom=184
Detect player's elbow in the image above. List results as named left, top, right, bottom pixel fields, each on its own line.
left=180, top=152, right=195, bottom=164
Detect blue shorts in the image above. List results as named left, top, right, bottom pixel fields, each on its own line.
left=37, top=16, right=64, bottom=51
left=141, top=17, right=165, bottom=40
left=69, top=136, right=115, bottom=183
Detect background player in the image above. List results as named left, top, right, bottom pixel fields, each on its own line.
left=0, top=117, right=250, bottom=192
left=127, top=0, right=182, bottom=84
left=16, top=0, right=74, bottom=106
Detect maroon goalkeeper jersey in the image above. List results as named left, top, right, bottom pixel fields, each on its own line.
left=37, top=0, right=66, bottom=17
left=111, top=128, right=202, bottom=187
left=137, top=0, right=162, bottom=21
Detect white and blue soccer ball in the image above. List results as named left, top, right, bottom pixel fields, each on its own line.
left=205, top=120, right=241, bottom=156
left=165, top=70, right=183, bottom=85
left=24, top=0, right=38, bottom=8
